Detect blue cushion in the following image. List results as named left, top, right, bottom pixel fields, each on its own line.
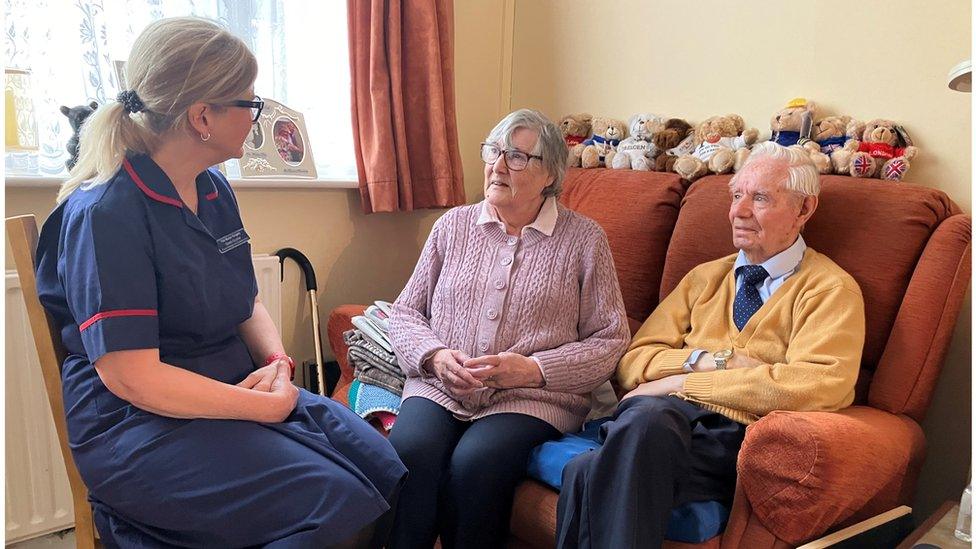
left=527, top=418, right=728, bottom=544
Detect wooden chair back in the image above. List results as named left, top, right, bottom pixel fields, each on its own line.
left=6, top=214, right=99, bottom=548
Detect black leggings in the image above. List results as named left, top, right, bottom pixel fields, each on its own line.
left=388, top=397, right=560, bottom=549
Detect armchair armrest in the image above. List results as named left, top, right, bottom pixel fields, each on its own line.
left=737, top=405, right=925, bottom=545
left=326, top=304, right=367, bottom=388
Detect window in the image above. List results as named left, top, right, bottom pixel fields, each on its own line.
left=4, top=0, right=355, bottom=181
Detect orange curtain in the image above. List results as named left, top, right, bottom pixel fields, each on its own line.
left=347, top=0, right=466, bottom=214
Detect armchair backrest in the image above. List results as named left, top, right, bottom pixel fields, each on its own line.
left=559, top=168, right=687, bottom=332
left=662, top=175, right=970, bottom=420
left=560, top=168, right=969, bottom=421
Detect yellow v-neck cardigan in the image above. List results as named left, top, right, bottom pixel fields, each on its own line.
left=617, top=249, right=865, bottom=425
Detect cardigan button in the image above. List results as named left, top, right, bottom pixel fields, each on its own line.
left=486, top=309, right=498, bottom=320
left=501, top=256, right=512, bottom=266
left=479, top=341, right=489, bottom=352
left=494, top=280, right=505, bottom=290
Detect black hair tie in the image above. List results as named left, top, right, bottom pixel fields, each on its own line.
left=117, top=90, right=146, bottom=114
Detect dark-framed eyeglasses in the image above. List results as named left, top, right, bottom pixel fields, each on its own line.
left=223, top=96, right=264, bottom=122
left=480, top=142, right=542, bottom=171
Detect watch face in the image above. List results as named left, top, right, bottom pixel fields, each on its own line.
left=714, top=349, right=733, bottom=360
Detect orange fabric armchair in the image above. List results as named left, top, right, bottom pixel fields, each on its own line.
left=327, top=168, right=970, bottom=547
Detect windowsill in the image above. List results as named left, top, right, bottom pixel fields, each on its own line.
left=5, top=175, right=359, bottom=190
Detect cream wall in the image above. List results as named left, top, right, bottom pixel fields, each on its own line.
left=511, top=1, right=972, bottom=209
left=509, top=0, right=972, bottom=522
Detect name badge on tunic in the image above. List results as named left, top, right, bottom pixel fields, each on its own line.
left=216, top=228, right=250, bottom=254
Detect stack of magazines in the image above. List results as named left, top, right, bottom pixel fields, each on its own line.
left=344, top=301, right=405, bottom=431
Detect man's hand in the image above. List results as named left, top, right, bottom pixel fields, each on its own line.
left=694, top=351, right=763, bottom=371
left=463, top=352, right=545, bottom=389
left=427, top=349, right=483, bottom=397
left=621, top=374, right=688, bottom=401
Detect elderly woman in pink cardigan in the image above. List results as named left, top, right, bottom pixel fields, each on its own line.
left=387, top=109, right=630, bottom=549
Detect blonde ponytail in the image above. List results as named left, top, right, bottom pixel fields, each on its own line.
left=56, top=16, right=258, bottom=204
left=57, top=101, right=156, bottom=203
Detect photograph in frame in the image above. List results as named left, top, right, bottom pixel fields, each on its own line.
left=240, top=98, right=317, bottom=179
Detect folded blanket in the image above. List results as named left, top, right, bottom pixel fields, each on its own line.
left=347, top=342, right=400, bottom=375
left=354, top=358, right=404, bottom=395
left=348, top=379, right=401, bottom=432
left=345, top=329, right=405, bottom=395
left=344, top=330, right=399, bottom=369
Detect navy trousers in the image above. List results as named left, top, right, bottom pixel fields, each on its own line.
left=388, top=396, right=560, bottom=549
left=556, top=395, right=746, bottom=549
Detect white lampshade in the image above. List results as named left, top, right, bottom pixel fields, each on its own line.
left=947, top=59, right=971, bottom=92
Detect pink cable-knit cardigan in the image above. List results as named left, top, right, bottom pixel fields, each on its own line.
left=389, top=201, right=629, bottom=433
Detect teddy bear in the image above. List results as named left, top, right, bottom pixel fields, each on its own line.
left=768, top=98, right=815, bottom=147
left=802, top=115, right=863, bottom=174
left=607, top=113, right=665, bottom=171
left=671, top=114, right=758, bottom=181
left=834, top=119, right=918, bottom=181
left=59, top=101, right=99, bottom=170
left=559, top=113, right=593, bottom=167
left=652, top=118, right=695, bottom=172
left=738, top=98, right=816, bottom=168
left=575, top=117, right=627, bottom=169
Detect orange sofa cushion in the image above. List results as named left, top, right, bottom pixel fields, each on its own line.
left=559, top=168, right=687, bottom=326
left=737, top=406, right=925, bottom=545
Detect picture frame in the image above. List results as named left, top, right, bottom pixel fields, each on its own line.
left=240, top=98, right=317, bottom=179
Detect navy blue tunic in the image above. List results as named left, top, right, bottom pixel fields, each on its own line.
left=35, top=154, right=405, bottom=548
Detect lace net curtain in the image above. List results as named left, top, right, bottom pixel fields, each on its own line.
left=4, top=0, right=354, bottom=179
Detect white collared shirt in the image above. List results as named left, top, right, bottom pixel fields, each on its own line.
left=476, top=196, right=558, bottom=237
left=733, top=234, right=808, bottom=302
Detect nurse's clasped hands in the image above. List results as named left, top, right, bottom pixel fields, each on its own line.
left=236, top=363, right=278, bottom=392
left=260, top=360, right=299, bottom=423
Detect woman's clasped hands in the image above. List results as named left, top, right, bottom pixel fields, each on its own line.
left=427, top=348, right=544, bottom=397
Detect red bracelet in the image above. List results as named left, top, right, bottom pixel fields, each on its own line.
left=264, top=352, right=295, bottom=377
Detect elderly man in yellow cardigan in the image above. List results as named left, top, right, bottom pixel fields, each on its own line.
left=555, top=141, right=866, bottom=549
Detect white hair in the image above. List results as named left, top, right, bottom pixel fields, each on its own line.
left=486, top=108, right=568, bottom=197
left=731, top=141, right=820, bottom=197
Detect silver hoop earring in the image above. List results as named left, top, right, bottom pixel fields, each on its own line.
left=200, top=132, right=211, bottom=142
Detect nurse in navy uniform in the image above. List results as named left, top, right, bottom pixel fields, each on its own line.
left=34, top=17, right=405, bottom=549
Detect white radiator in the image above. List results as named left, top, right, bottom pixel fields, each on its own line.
left=4, top=255, right=282, bottom=543
left=252, top=254, right=283, bottom=334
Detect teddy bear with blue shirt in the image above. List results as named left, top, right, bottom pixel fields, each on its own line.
left=802, top=115, right=863, bottom=174
left=737, top=98, right=816, bottom=169
left=577, top=116, right=627, bottom=168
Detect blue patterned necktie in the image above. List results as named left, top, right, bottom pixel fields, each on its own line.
left=733, top=265, right=770, bottom=330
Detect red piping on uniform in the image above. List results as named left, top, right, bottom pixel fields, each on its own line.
left=123, top=159, right=184, bottom=208
left=205, top=191, right=218, bottom=201
left=79, top=309, right=158, bottom=332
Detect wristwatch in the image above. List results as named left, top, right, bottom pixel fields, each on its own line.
left=713, top=349, right=733, bottom=370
